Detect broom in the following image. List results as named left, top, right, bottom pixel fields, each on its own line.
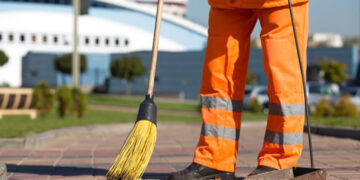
left=106, top=0, right=165, bottom=179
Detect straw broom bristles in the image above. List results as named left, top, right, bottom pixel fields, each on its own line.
left=106, top=120, right=157, bottom=180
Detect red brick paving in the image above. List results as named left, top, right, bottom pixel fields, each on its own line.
left=1, top=122, right=360, bottom=179
left=2, top=150, right=32, bottom=156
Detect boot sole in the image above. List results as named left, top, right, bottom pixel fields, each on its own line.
left=198, top=173, right=235, bottom=180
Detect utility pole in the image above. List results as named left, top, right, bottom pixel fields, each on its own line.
left=72, top=0, right=80, bottom=88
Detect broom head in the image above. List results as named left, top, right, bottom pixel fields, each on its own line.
left=106, top=95, right=157, bottom=180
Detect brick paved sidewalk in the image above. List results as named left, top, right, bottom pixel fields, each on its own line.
left=1, top=122, right=360, bottom=180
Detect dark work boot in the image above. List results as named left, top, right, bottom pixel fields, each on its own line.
left=247, top=165, right=277, bottom=177
left=167, top=163, right=235, bottom=180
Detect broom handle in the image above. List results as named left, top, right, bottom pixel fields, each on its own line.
left=147, top=0, right=164, bottom=96
left=288, top=0, right=314, bottom=168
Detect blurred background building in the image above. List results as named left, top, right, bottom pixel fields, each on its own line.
left=127, top=0, right=187, bottom=17
left=0, top=0, right=207, bottom=88
left=308, top=33, right=344, bottom=48
left=0, top=0, right=359, bottom=100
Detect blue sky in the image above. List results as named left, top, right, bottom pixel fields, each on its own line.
left=187, top=0, right=360, bottom=38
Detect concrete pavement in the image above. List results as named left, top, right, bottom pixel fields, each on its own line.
left=1, top=122, right=360, bottom=179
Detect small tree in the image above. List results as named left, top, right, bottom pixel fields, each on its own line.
left=72, top=87, right=86, bottom=118
left=54, top=54, right=87, bottom=84
left=0, top=50, right=9, bottom=67
left=110, top=55, right=147, bottom=94
left=32, top=81, right=54, bottom=117
left=320, top=59, right=347, bottom=84
left=56, top=85, right=73, bottom=117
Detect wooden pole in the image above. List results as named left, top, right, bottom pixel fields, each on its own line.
left=72, top=0, right=80, bottom=87
left=147, top=0, right=164, bottom=96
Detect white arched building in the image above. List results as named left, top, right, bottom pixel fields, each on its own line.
left=0, top=0, right=207, bottom=87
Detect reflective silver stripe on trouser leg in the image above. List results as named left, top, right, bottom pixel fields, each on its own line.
left=201, top=96, right=243, bottom=113
left=266, top=103, right=304, bottom=145
left=264, top=130, right=303, bottom=145
left=201, top=124, right=240, bottom=141
left=269, top=103, right=305, bottom=116
left=200, top=96, right=242, bottom=141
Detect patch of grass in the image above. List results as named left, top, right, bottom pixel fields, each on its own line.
left=158, top=114, right=202, bottom=122
left=0, top=109, right=268, bottom=138
left=2, top=93, right=359, bottom=138
left=0, top=109, right=131, bottom=138
left=86, top=94, right=199, bottom=112
left=242, top=112, right=267, bottom=121
left=156, top=102, right=199, bottom=112
left=309, top=116, right=360, bottom=128
left=86, top=94, right=143, bottom=107
left=0, top=109, right=203, bottom=138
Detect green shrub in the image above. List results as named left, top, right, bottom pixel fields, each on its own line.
left=249, top=98, right=263, bottom=113
left=0, top=50, right=9, bottom=67
left=56, top=85, right=73, bottom=117
left=72, top=88, right=87, bottom=118
left=333, top=94, right=358, bottom=117
left=314, top=98, right=334, bottom=117
left=32, top=82, right=54, bottom=117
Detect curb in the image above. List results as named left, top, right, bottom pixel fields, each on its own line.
left=305, top=125, right=360, bottom=140
left=0, top=123, right=133, bottom=150
left=0, top=164, right=6, bottom=180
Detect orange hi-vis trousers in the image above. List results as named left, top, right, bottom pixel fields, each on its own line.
left=193, top=2, right=309, bottom=172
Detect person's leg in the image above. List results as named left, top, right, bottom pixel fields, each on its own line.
left=255, top=2, right=309, bottom=170
left=193, top=7, right=257, bottom=173
left=168, top=7, right=258, bottom=180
